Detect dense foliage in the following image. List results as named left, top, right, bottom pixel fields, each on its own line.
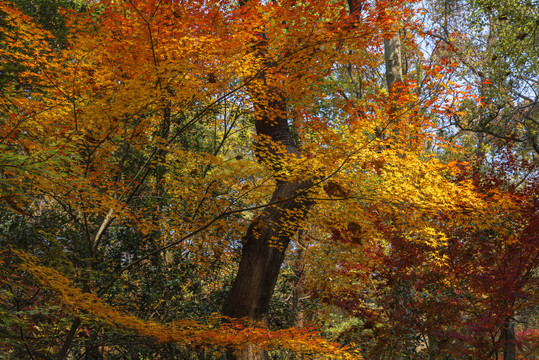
left=0, top=0, right=537, bottom=359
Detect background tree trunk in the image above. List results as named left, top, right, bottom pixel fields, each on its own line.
left=384, top=34, right=404, bottom=90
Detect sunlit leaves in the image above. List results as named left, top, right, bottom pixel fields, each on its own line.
left=3, top=0, right=536, bottom=358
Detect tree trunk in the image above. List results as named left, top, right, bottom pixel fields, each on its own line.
left=384, top=34, right=404, bottom=90
left=502, top=319, right=516, bottom=360
left=222, top=2, right=363, bottom=360
left=222, top=180, right=312, bottom=321
left=221, top=19, right=314, bottom=360
left=384, top=32, right=404, bottom=139
left=222, top=81, right=313, bottom=359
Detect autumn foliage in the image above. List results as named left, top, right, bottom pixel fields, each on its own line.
left=0, top=0, right=537, bottom=359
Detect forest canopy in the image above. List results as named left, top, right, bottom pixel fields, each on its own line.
left=0, top=0, right=537, bottom=359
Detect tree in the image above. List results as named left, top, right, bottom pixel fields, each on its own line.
left=0, top=0, right=519, bottom=359
left=427, top=0, right=539, bottom=157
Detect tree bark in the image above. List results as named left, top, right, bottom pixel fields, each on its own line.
left=222, top=73, right=314, bottom=360
left=222, top=180, right=312, bottom=321
left=502, top=319, right=516, bottom=360
left=221, top=13, right=314, bottom=360
left=384, top=34, right=403, bottom=90
left=222, top=2, right=364, bottom=359
left=384, top=30, right=404, bottom=134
